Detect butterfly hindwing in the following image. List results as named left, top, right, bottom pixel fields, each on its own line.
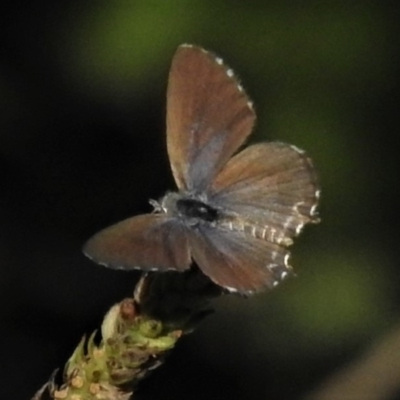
left=210, top=142, right=320, bottom=243
left=188, top=223, right=291, bottom=294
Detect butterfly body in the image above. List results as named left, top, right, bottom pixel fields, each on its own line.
left=83, top=44, right=320, bottom=294
left=157, top=190, right=294, bottom=246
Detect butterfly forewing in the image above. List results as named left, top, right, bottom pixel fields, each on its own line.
left=83, top=214, right=191, bottom=272
left=167, top=44, right=256, bottom=192
left=188, top=224, right=291, bottom=293
left=211, top=142, right=319, bottom=241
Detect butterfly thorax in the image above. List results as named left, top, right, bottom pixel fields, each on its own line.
left=157, top=191, right=220, bottom=226
left=175, top=198, right=218, bottom=222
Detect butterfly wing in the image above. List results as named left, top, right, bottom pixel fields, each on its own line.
left=211, top=142, right=320, bottom=243
left=183, top=142, right=319, bottom=293
left=166, top=44, right=255, bottom=192
left=83, top=214, right=191, bottom=272
left=188, top=224, right=291, bottom=294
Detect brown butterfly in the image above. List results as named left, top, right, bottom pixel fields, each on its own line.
left=83, top=44, right=320, bottom=294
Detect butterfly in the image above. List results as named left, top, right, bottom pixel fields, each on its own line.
left=83, top=44, right=320, bottom=294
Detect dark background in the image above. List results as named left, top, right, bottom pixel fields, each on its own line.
left=1, top=1, right=399, bottom=399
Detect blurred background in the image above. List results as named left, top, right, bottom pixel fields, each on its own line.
left=1, top=1, right=399, bottom=399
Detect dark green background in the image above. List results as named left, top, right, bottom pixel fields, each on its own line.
left=1, top=1, right=399, bottom=399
